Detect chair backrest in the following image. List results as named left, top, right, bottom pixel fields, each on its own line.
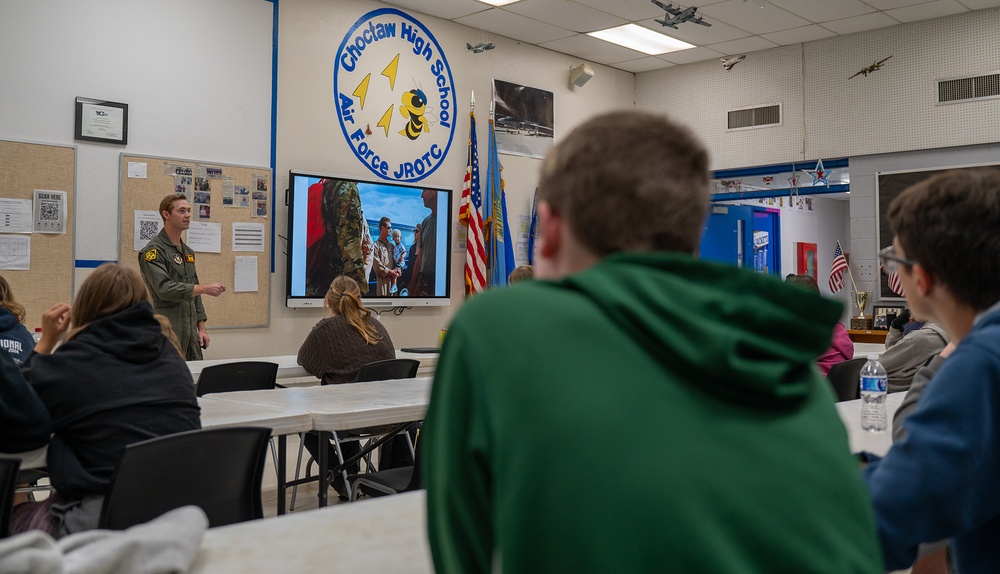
left=353, top=358, right=420, bottom=383
left=826, top=358, right=868, bottom=402
left=0, top=458, right=21, bottom=538
left=99, top=426, right=270, bottom=530
left=196, top=361, right=278, bottom=397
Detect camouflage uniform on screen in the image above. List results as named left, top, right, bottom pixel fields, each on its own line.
left=138, top=229, right=206, bottom=360
left=306, top=179, right=369, bottom=296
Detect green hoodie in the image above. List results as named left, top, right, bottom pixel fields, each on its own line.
left=423, top=252, right=881, bottom=574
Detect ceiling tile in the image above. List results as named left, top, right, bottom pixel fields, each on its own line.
left=821, top=11, right=902, bottom=34
left=637, top=17, right=751, bottom=44
left=503, top=0, right=629, bottom=33
left=659, top=46, right=726, bottom=64
left=699, top=0, right=811, bottom=34
left=378, top=0, right=489, bottom=20
left=614, top=56, right=676, bottom=72
left=956, top=0, right=1000, bottom=8
left=707, top=35, right=779, bottom=55
left=455, top=8, right=577, bottom=44
left=572, top=0, right=668, bottom=21
left=862, top=0, right=936, bottom=9
left=540, top=33, right=647, bottom=65
left=885, top=0, right=969, bottom=21
left=770, top=0, right=875, bottom=22
left=761, top=24, right=837, bottom=44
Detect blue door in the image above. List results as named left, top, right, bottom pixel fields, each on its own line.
left=700, top=205, right=753, bottom=268
left=751, top=208, right=780, bottom=276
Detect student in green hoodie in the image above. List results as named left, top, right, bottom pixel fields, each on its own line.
left=422, top=111, right=882, bottom=574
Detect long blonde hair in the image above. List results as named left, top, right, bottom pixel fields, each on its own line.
left=326, top=275, right=382, bottom=345
left=66, top=263, right=150, bottom=341
left=0, top=274, right=26, bottom=324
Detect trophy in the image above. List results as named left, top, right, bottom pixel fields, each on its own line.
left=850, top=290, right=873, bottom=330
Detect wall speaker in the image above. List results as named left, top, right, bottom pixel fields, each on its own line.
left=569, top=63, right=594, bottom=87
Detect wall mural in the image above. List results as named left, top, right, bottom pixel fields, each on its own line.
left=334, top=8, right=457, bottom=182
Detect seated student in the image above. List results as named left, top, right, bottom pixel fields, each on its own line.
left=880, top=308, right=948, bottom=392
left=0, top=274, right=35, bottom=364
left=863, top=168, right=1000, bottom=574
left=0, top=347, right=51, bottom=454
left=422, top=111, right=881, bottom=574
left=786, top=273, right=854, bottom=374
left=297, top=275, right=396, bottom=497
left=12, top=263, right=200, bottom=538
left=507, top=265, right=535, bottom=284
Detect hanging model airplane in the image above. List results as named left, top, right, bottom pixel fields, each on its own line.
left=650, top=0, right=712, bottom=28
left=849, top=55, right=892, bottom=79
left=721, top=55, right=746, bottom=71
left=467, top=42, right=495, bottom=54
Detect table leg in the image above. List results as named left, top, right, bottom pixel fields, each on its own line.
left=276, top=435, right=286, bottom=515
left=318, top=430, right=329, bottom=508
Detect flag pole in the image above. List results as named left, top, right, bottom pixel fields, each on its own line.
left=470, top=90, right=475, bottom=112
left=838, top=239, right=860, bottom=293
left=865, top=264, right=881, bottom=292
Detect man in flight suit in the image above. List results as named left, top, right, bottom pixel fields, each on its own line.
left=138, top=193, right=225, bottom=360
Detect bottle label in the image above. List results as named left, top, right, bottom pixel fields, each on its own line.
left=860, top=375, right=887, bottom=393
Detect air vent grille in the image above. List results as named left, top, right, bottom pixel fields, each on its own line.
left=727, top=103, right=781, bottom=131
left=937, top=72, right=1000, bottom=104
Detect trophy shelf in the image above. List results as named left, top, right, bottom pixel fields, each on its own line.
left=847, top=329, right=888, bottom=344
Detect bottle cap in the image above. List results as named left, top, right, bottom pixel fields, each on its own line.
left=868, top=353, right=880, bottom=361
left=34, top=327, right=41, bottom=333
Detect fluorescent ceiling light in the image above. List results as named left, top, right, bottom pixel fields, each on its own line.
left=477, top=0, right=522, bottom=6
left=588, top=24, right=695, bottom=55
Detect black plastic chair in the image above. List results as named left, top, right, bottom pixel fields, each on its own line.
left=347, top=436, right=421, bottom=501
left=290, top=358, right=421, bottom=508
left=195, top=361, right=278, bottom=397
left=99, top=426, right=270, bottom=530
left=826, top=357, right=867, bottom=402
left=1, top=458, right=21, bottom=538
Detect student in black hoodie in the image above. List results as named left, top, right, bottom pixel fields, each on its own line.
left=0, top=347, right=51, bottom=454
left=12, top=263, right=200, bottom=537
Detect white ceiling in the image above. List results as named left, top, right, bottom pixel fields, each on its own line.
left=377, top=0, right=1000, bottom=73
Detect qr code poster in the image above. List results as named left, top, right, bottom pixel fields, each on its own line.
left=134, top=210, right=163, bottom=251
left=32, top=190, right=67, bottom=234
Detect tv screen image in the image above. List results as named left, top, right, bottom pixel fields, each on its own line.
left=287, top=171, right=452, bottom=307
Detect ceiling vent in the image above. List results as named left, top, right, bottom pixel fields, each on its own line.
left=727, top=103, right=781, bottom=131
left=937, top=72, right=1000, bottom=104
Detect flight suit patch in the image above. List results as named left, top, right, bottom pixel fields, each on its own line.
left=173, top=253, right=183, bottom=265
left=144, top=249, right=158, bottom=262
left=186, top=254, right=195, bottom=263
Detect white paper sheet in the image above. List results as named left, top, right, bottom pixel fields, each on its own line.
left=186, top=221, right=222, bottom=253
left=0, top=199, right=33, bottom=233
left=127, top=161, right=147, bottom=178
left=134, top=210, right=163, bottom=250
left=0, top=235, right=30, bottom=270
left=33, top=190, right=67, bottom=234
left=234, top=256, right=258, bottom=292
left=232, top=222, right=264, bottom=252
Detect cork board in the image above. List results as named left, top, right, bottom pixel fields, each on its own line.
left=118, top=154, right=271, bottom=328
left=0, top=139, right=75, bottom=331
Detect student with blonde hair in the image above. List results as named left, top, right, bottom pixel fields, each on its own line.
left=12, top=263, right=200, bottom=537
left=297, top=275, right=395, bottom=498
left=0, top=273, right=35, bottom=364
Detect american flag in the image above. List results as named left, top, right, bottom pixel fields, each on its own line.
left=460, top=112, right=487, bottom=296
left=887, top=271, right=904, bottom=297
left=829, top=241, right=849, bottom=293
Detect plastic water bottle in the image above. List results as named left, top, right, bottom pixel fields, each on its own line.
left=32, top=328, right=42, bottom=344
left=860, top=353, right=888, bottom=432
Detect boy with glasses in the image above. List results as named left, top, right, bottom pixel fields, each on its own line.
left=864, top=168, right=1000, bottom=574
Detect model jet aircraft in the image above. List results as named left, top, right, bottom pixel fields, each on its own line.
left=651, top=0, right=711, bottom=28
left=721, top=55, right=746, bottom=71
left=467, top=42, right=495, bottom=54
left=849, top=55, right=892, bottom=79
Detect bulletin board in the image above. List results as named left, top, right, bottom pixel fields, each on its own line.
left=0, top=139, right=75, bottom=331
left=118, top=154, right=271, bottom=328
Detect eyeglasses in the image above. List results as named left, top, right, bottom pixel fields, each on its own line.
left=879, top=246, right=917, bottom=274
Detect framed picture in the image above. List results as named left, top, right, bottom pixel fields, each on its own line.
left=872, top=304, right=905, bottom=330
left=75, top=97, right=128, bottom=145
left=795, top=242, right=818, bottom=281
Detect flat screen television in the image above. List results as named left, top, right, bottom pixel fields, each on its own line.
left=286, top=170, right=452, bottom=308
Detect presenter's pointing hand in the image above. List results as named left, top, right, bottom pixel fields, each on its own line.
left=199, top=283, right=226, bottom=297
